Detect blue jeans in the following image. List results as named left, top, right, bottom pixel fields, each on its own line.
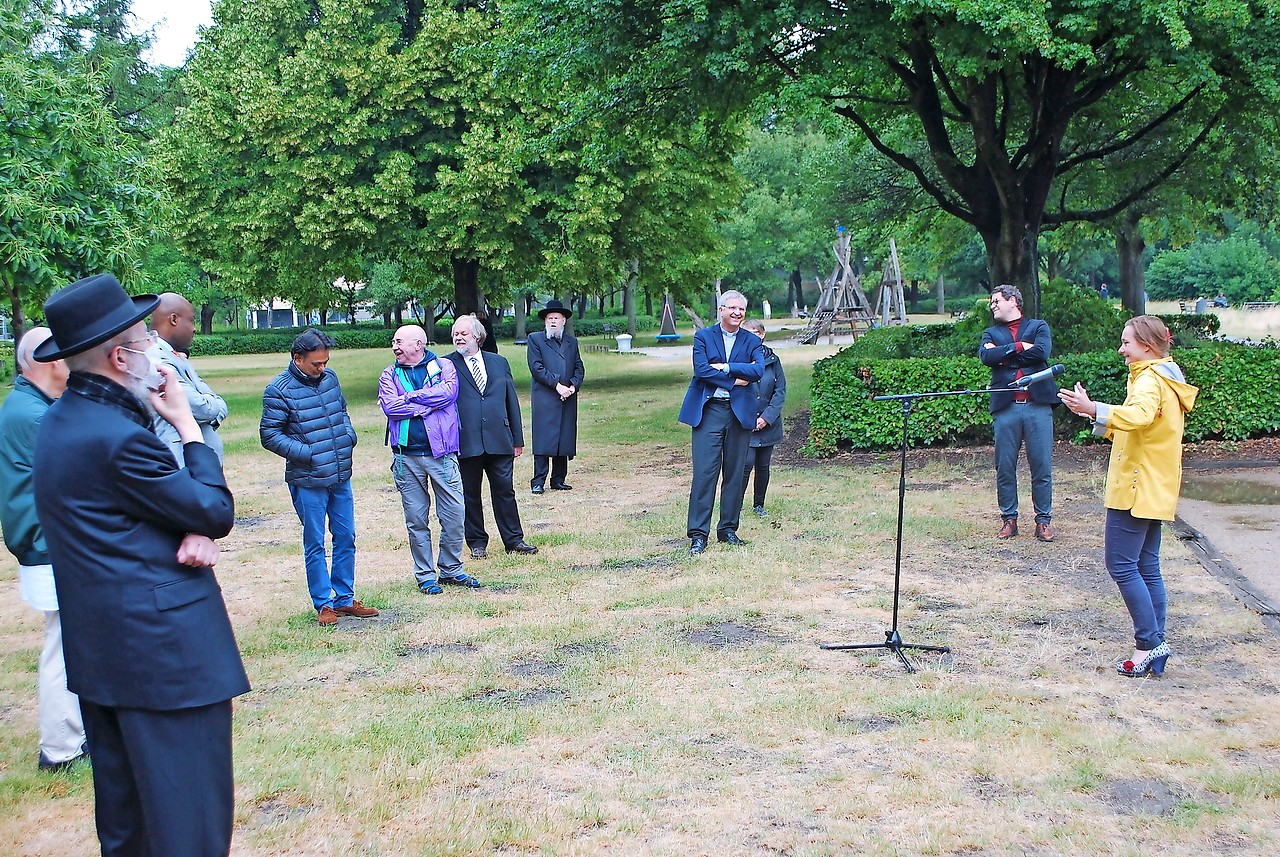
left=289, top=480, right=357, bottom=611
left=992, top=403, right=1053, bottom=523
left=1105, top=508, right=1166, bottom=651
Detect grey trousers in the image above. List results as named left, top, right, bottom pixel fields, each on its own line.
left=686, top=400, right=751, bottom=539
left=392, top=453, right=466, bottom=587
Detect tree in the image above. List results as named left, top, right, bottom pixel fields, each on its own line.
left=159, top=0, right=549, bottom=323
left=1, top=0, right=158, bottom=340
left=520, top=1, right=1280, bottom=316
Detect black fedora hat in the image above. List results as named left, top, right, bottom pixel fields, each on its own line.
left=538, top=298, right=573, bottom=319
left=34, top=274, right=160, bottom=362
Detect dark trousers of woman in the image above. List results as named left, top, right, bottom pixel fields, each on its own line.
left=742, top=445, right=775, bottom=508
left=1105, top=507, right=1167, bottom=651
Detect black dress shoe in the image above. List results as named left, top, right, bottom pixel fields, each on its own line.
left=550, top=483, right=573, bottom=490
left=717, top=531, right=747, bottom=546
left=531, top=485, right=545, bottom=495
left=470, top=546, right=487, bottom=559
left=506, top=541, right=539, bottom=554
left=689, top=535, right=708, bottom=555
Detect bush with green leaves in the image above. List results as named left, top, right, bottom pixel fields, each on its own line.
left=842, top=279, right=1125, bottom=361
left=1146, top=234, right=1280, bottom=304
left=808, top=342, right=1280, bottom=454
left=1, top=341, right=13, bottom=383
left=188, top=327, right=394, bottom=358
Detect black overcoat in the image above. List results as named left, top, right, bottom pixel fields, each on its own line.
left=526, top=331, right=585, bottom=457
left=33, top=373, right=249, bottom=711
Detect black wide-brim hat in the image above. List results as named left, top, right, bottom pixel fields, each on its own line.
left=34, top=274, right=160, bottom=362
left=538, top=298, right=573, bottom=319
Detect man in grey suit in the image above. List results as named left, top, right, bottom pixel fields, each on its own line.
left=447, top=315, right=539, bottom=559
left=150, top=293, right=228, bottom=465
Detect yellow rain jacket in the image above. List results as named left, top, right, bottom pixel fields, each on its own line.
left=1093, top=358, right=1198, bottom=521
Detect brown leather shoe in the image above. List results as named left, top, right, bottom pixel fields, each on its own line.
left=997, top=519, right=1018, bottom=539
left=317, top=606, right=339, bottom=626
left=1035, top=522, right=1055, bottom=542
left=334, top=600, right=379, bottom=618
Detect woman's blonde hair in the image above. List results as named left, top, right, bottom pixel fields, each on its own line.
left=1124, top=315, right=1172, bottom=358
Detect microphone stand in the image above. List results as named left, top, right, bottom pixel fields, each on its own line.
left=822, top=384, right=1008, bottom=672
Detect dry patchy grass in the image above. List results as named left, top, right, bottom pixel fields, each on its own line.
left=1, top=343, right=1278, bottom=856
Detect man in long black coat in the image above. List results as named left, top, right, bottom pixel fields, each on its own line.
left=32, top=274, right=249, bottom=857
left=526, top=299, right=585, bottom=493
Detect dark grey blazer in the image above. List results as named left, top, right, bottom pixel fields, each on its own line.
left=447, top=350, right=524, bottom=457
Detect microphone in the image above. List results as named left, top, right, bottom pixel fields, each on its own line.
left=1011, top=363, right=1066, bottom=389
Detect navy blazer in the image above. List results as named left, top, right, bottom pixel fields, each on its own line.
left=979, top=317, right=1058, bottom=413
left=447, top=350, right=524, bottom=457
left=33, top=373, right=249, bottom=711
left=678, top=324, right=765, bottom=429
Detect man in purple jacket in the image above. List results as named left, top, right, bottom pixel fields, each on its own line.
left=378, top=325, right=478, bottom=594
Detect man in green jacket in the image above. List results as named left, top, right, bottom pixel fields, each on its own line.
left=0, top=327, right=85, bottom=770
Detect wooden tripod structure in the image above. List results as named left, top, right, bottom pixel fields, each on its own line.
left=873, top=238, right=908, bottom=327
left=795, top=228, right=875, bottom=344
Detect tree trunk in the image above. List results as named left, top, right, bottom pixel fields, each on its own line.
left=981, top=222, right=1041, bottom=317
left=1116, top=211, right=1147, bottom=315
left=623, top=258, right=639, bottom=337
left=514, top=292, right=528, bottom=341
left=936, top=274, right=945, bottom=315
left=6, top=281, right=28, bottom=345
left=645, top=290, right=653, bottom=316
left=452, top=256, right=482, bottom=315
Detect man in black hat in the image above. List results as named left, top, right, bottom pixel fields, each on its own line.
left=526, top=299, right=585, bottom=494
left=31, top=273, right=249, bottom=857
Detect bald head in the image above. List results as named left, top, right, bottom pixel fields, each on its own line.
left=391, top=325, right=428, bottom=366
left=151, top=292, right=196, bottom=354
left=15, top=327, right=69, bottom=398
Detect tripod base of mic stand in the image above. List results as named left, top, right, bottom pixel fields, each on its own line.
left=821, top=629, right=950, bottom=673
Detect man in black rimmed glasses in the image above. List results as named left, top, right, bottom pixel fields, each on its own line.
left=31, top=273, right=248, bottom=856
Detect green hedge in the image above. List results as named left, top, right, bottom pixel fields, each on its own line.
left=807, top=342, right=1280, bottom=454
left=1, top=341, right=13, bottom=383
left=186, top=314, right=657, bottom=357
left=188, top=327, right=395, bottom=357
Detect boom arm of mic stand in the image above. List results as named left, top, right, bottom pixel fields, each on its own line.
left=821, top=386, right=1003, bottom=672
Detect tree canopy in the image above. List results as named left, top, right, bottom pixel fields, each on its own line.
left=1, top=0, right=158, bottom=340
left=520, top=0, right=1280, bottom=315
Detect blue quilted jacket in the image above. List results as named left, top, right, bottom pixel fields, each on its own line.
left=260, top=362, right=357, bottom=487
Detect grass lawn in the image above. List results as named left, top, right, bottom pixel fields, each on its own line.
left=1, top=336, right=1278, bottom=856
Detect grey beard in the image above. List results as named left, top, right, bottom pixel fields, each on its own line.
left=126, top=376, right=159, bottom=421
left=545, top=329, right=562, bottom=340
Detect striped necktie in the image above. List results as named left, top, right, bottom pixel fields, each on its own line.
left=469, top=356, right=485, bottom=393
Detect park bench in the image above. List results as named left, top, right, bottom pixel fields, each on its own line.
left=1243, top=301, right=1279, bottom=311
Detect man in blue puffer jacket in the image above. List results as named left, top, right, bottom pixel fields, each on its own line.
left=261, top=329, right=379, bottom=625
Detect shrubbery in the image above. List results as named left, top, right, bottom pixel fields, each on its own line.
left=185, top=313, right=656, bottom=358
left=807, top=342, right=1280, bottom=454
left=189, top=327, right=394, bottom=357
left=842, top=279, right=1126, bottom=360
left=0, top=340, right=13, bottom=383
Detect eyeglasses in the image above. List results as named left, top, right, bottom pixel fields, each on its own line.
left=722, top=306, right=746, bottom=315
left=120, top=331, right=159, bottom=348
left=118, top=331, right=159, bottom=356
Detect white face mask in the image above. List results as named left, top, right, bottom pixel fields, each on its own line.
left=122, top=343, right=165, bottom=391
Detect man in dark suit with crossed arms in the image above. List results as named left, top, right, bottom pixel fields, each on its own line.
left=447, top=315, right=539, bottom=559
left=679, top=290, right=765, bottom=555
left=32, top=274, right=248, bottom=856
